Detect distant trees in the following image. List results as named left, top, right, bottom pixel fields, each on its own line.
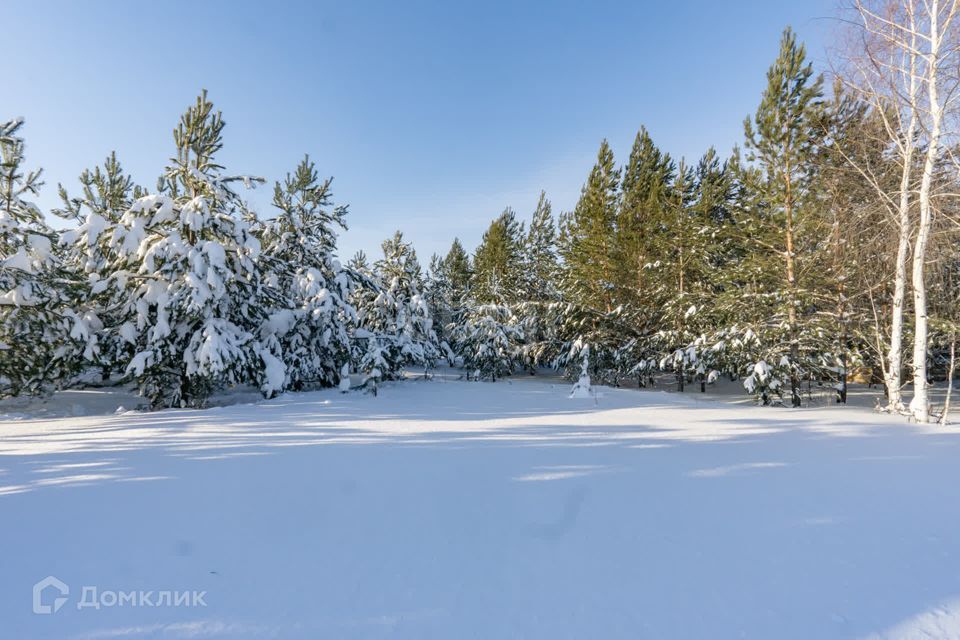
left=434, top=20, right=959, bottom=420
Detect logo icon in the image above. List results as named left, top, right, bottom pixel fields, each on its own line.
left=33, top=576, right=69, bottom=614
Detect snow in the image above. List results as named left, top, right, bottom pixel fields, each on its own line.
left=28, top=232, right=53, bottom=260
left=258, top=350, right=287, bottom=396
left=0, top=282, right=38, bottom=306
left=3, top=247, right=35, bottom=273
left=262, top=309, right=296, bottom=338
left=2, top=375, right=960, bottom=639
left=125, top=350, right=153, bottom=377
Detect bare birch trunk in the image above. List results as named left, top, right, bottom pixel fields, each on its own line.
left=848, top=0, right=922, bottom=413
left=910, top=0, right=948, bottom=423
left=886, top=112, right=916, bottom=413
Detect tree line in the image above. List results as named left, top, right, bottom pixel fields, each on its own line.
left=430, top=15, right=959, bottom=423
left=1, top=92, right=440, bottom=408
left=2, top=3, right=959, bottom=422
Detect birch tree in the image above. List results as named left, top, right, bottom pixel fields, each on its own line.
left=845, top=0, right=924, bottom=412
left=908, top=0, right=960, bottom=422
left=843, top=0, right=960, bottom=421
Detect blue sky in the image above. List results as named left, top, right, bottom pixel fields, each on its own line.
left=7, top=0, right=837, bottom=261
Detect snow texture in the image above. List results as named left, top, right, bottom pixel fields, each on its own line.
left=2, top=375, right=960, bottom=639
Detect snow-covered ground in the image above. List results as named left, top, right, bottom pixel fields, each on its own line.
left=2, top=375, right=960, bottom=639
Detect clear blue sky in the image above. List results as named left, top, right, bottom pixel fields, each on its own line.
left=7, top=0, right=837, bottom=261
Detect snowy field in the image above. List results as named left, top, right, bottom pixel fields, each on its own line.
left=2, top=375, right=960, bottom=639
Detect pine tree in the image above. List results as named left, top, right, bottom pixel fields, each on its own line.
left=104, top=91, right=268, bottom=408
left=560, top=140, right=620, bottom=313
left=523, top=191, right=560, bottom=302
left=351, top=232, right=439, bottom=382
left=55, top=152, right=144, bottom=379
left=0, top=118, right=76, bottom=395
left=443, top=238, right=472, bottom=305
left=655, top=158, right=700, bottom=391
left=813, top=84, right=886, bottom=403
left=436, top=238, right=472, bottom=363
left=517, top=191, right=561, bottom=370
left=472, top=207, right=524, bottom=304
left=742, top=27, right=825, bottom=407
left=257, top=155, right=355, bottom=393
left=346, top=250, right=390, bottom=387
left=452, top=302, right=524, bottom=381
left=424, top=252, right=456, bottom=357
left=616, top=127, right=675, bottom=310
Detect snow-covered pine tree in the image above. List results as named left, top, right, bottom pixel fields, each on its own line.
left=443, top=238, right=472, bottom=308
left=517, top=192, right=561, bottom=369
left=678, top=148, right=737, bottom=392
left=649, top=158, right=700, bottom=391
left=452, top=302, right=524, bottom=381
left=257, top=155, right=355, bottom=393
left=350, top=234, right=440, bottom=384
left=569, top=349, right=593, bottom=398
left=0, top=118, right=79, bottom=396
left=103, top=91, right=268, bottom=408
left=556, top=138, right=655, bottom=384
left=523, top=191, right=560, bottom=302
left=424, top=253, right=453, bottom=350
left=375, top=231, right=439, bottom=371
left=54, top=152, right=144, bottom=381
left=436, top=238, right=472, bottom=364
left=347, top=250, right=392, bottom=389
